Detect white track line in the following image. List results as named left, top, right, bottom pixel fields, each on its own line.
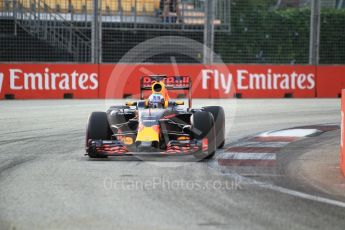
left=221, top=152, right=276, bottom=160
left=231, top=141, right=290, bottom=148
left=230, top=173, right=345, bottom=208
left=260, top=129, right=322, bottom=137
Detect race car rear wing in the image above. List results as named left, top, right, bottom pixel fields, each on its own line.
left=140, top=75, right=192, bottom=108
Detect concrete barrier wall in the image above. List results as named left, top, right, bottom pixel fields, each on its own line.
left=0, top=63, right=343, bottom=99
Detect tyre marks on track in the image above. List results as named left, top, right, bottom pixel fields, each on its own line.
left=0, top=156, right=36, bottom=175
left=0, top=129, right=83, bottom=145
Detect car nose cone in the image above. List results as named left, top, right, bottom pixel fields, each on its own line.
left=136, top=141, right=159, bottom=152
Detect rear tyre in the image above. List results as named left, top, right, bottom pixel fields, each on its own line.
left=191, top=111, right=216, bottom=160
left=203, top=106, right=225, bottom=148
left=86, top=112, right=111, bottom=158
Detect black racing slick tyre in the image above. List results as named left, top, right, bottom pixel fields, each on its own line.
left=86, top=112, right=111, bottom=158
left=203, top=106, right=225, bottom=149
left=191, top=111, right=216, bottom=159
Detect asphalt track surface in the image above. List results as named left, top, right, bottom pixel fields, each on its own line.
left=0, top=99, right=344, bottom=230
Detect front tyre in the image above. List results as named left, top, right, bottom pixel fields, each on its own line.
left=86, top=112, right=111, bottom=158
left=203, top=106, right=225, bottom=148
left=191, top=111, right=216, bottom=160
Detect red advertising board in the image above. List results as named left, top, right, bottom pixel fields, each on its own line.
left=227, top=65, right=316, bottom=98
left=0, top=63, right=330, bottom=99
left=341, top=89, right=345, bottom=177
left=316, top=66, right=345, bottom=98
left=99, top=64, right=316, bottom=99
left=0, top=64, right=99, bottom=99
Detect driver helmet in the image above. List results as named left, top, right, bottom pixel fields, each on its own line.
left=147, top=81, right=171, bottom=108
left=148, top=93, right=164, bottom=108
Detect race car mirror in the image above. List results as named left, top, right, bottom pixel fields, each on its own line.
left=126, top=101, right=137, bottom=106
left=175, top=101, right=184, bottom=106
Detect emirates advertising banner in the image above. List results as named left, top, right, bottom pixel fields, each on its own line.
left=0, top=63, right=321, bottom=99
left=0, top=64, right=99, bottom=99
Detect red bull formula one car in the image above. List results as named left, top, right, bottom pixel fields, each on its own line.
left=85, top=75, right=225, bottom=159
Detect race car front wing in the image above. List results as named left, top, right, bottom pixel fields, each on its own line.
left=86, top=138, right=208, bottom=157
